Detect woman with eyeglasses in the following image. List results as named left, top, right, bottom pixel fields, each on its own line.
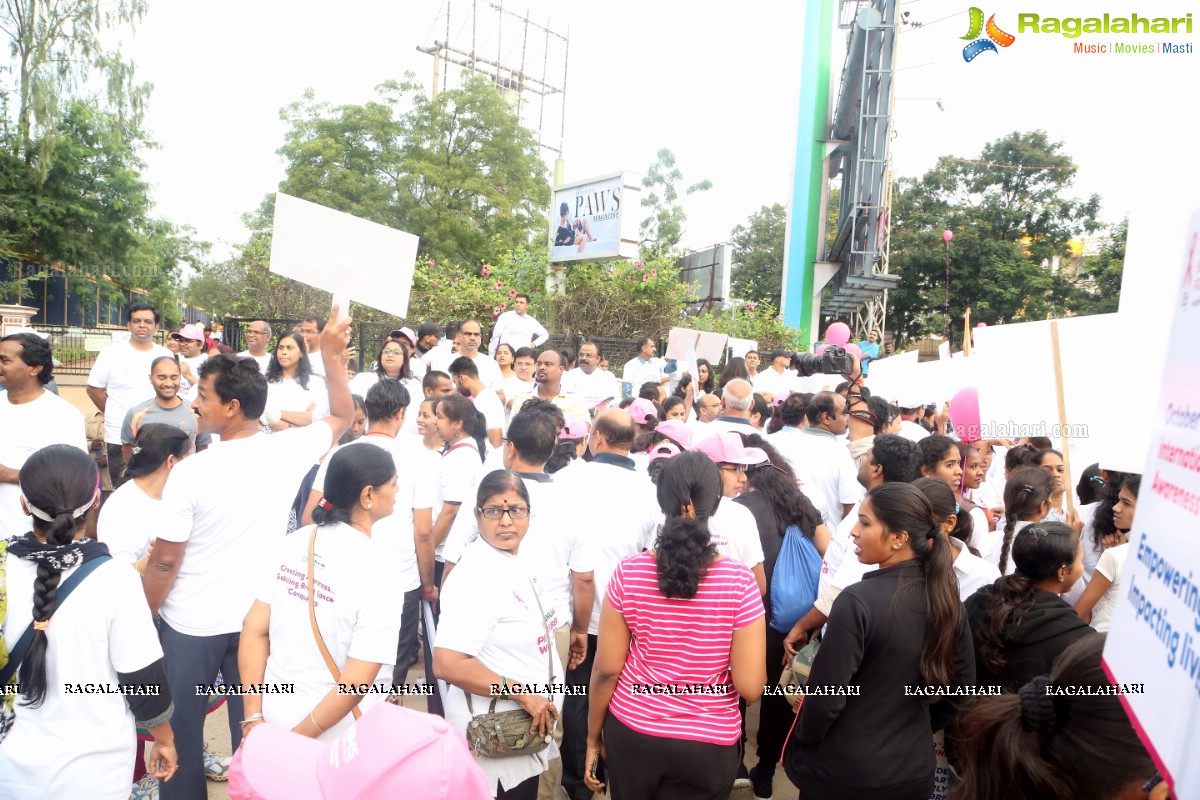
left=349, top=336, right=422, bottom=406
left=263, top=333, right=327, bottom=432
left=435, top=471, right=564, bottom=800
left=964, top=521, right=1091, bottom=693
left=585, top=453, right=765, bottom=800
left=239, top=444, right=401, bottom=743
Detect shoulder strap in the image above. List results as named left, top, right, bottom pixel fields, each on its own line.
left=0, top=554, right=111, bottom=687
left=307, top=529, right=361, bottom=720
left=446, top=440, right=478, bottom=456
left=466, top=576, right=556, bottom=716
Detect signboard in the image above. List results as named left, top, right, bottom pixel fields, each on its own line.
left=269, top=193, right=420, bottom=318
left=550, top=172, right=640, bottom=263
left=665, top=328, right=728, bottom=365
left=676, top=244, right=732, bottom=307
left=1103, top=210, right=1200, bottom=800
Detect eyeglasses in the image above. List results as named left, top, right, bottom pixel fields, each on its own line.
left=381, top=349, right=405, bottom=356
left=719, top=464, right=749, bottom=474
left=247, top=329, right=269, bottom=336
left=478, top=506, right=531, bottom=519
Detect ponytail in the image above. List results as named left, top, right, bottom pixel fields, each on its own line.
left=313, top=444, right=396, bottom=527
left=124, top=423, right=190, bottom=479
left=999, top=468, right=1052, bottom=574
left=866, top=483, right=964, bottom=693
left=654, top=453, right=721, bottom=599
left=17, top=445, right=99, bottom=708
left=439, top=394, right=487, bottom=463
left=951, top=634, right=1153, bottom=800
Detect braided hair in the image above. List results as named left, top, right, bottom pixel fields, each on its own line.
left=999, top=468, right=1053, bottom=574
left=18, top=445, right=100, bottom=707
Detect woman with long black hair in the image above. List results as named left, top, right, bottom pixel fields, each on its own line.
left=239, top=444, right=400, bottom=742
left=784, top=482, right=973, bottom=800
left=585, top=453, right=765, bottom=800
left=263, top=332, right=326, bottom=431
left=1074, top=476, right=1140, bottom=632
left=432, top=394, right=488, bottom=581
left=0, top=445, right=176, bottom=798
left=348, top=335, right=422, bottom=403
left=965, top=521, right=1091, bottom=692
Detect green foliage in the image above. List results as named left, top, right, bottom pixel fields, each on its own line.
left=730, top=203, right=787, bottom=306
left=886, top=130, right=1102, bottom=347
left=408, top=248, right=547, bottom=328
left=689, top=300, right=806, bottom=353
left=1, top=0, right=150, bottom=167
left=639, top=148, right=711, bottom=257
left=185, top=229, right=327, bottom=321
left=1070, top=217, right=1126, bottom=316
left=273, top=74, right=549, bottom=270
left=546, top=256, right=691, bottom=339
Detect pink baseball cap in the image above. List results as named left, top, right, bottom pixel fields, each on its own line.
left=171, top=323, right=205, bottom=342
left=648, top=441, right=681, bottom=464
left=627, top=398, right=660, bottom=426
left=655, top=419, right=693, bottom=449
left=560, top=416, right=591, bottom=441
left=228, top=703, right=491, bottom=800
left=392, top=327, right=418, bottom=347
left=691, top=431, right=768, bottom=466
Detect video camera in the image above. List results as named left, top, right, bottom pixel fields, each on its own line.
left=791, top=345, right=854, bottom=377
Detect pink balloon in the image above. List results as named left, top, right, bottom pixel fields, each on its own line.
left=826, top=322, right=851, bottom=346
left=815, top=344, right=828, bottom=355
left=976, top=322, right=987, bottom=328
left=842, top=343, right=862, bottom=359
left=949, top=387, right=981, bottom=443
left=943, top=229, right=954, bottom=243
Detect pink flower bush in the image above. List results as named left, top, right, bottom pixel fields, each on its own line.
left=495, top=281, right=504, bottom=289
left=642, top=274, right=649, bottom=282
left=509, top=289, right=517, bottom=297
left=651, top=269, right=658, bottom=277
left=499, top=302, right=507, bottom=309
left=481, top=264, right=491, bottom=277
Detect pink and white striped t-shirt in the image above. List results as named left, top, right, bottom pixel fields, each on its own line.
left=606, top=551, right=763, bottom=745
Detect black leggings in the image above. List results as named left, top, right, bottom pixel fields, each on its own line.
left=603, top=714, right=738, bottom=800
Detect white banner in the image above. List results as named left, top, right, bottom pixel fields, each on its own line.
left=269, top=193, right=420, bottom=318
left=1103, top=210, right=1200, bottom=800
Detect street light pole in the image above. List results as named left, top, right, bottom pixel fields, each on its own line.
left=942, top=229, right=954, bottom=347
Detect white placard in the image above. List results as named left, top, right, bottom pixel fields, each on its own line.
left=728, top=338, right=757, bottom=359
left=666, top=328, right=728, bottom=365
left=269, top=193, right=420, bottom=318
left=1103, top=209, right=1200, bottom=800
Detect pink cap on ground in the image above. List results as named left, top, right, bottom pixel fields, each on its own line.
left=228, top=703, right=491, bottom=800
left=690, top=431, right=768, bottom=466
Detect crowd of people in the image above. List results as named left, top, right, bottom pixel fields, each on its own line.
left=0, top=297, right=1171, bottom=800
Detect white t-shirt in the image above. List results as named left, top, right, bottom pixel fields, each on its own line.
left=157, top=422, right=333, bottom=635
left=266, top=376, right=329, bottom=424
left=818, top=500, right=859, bottom=598
left=97, top=480, right=159, bottom=562
left=430, top=350, right=503, bottom=389
left=767, top=427, right=864, bottom=527
left=306, top=349, right=326, bottom=379
left=257, top=523, right=400, bottom=740
left=312, top=436, right=436, bottom=592
left=952, top=539, right=1001, bottom=601
left=0, top=390, right=88, bottom=538
left=1063, top=502, right=1101, bottom=606
left=562, top=367, right=620, bottom=412
left=897, top=420, right=930, bottom=443
left=438, top=536, right=565, bottom=792
left=621, top=356, right=664, bottom=395
left=1089, top=543, right=1128, bottom=633
left=237, top=350, right=272, bottom=374
left=435, top=440, right=484, bottom=561
left=86, top=340, right=173, bottom=443
left=0, top=557, right=162, bottom=800
left=751, top=368, right=795, bottom=400
left=554, top=457, right=660, bottom=634
left=347, top=371, right=422, bottom=407
left=474, top=387, right=505, bottom=438
left=488, top=310, right=549, bottom=354
left=178, top=353, right=208, bottom=402
left=640, top=501, right=766, bottom=569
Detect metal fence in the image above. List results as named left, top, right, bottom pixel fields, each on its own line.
left=30, top=325, right=169, bottom=376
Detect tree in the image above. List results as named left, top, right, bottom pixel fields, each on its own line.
left=639, top=148, right=711, bottom=256
left=730, top=203, right=786, bottom=305
left=272, top=74, right=549, bottom=269
left=885, top=131, right=1102, bottom=347
left=1070, top=217, right=1125, bottom=316
left=0, top=0, right=149, bottom=166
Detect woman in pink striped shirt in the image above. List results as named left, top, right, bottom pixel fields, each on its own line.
left=584, top=452, right=765, bottom=800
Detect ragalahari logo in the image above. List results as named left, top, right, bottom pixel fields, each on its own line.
left=961, top=8, right=1016, bottom=61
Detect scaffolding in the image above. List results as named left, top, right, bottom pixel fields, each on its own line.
left=823, top=0, right=901, bottom=340
left=417, top=2, right=569, bottom=158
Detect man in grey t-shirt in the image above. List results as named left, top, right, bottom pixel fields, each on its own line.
left=121, top=355, right=211, bottom=463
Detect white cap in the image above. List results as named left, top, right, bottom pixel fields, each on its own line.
left=9, top=327, right=49, bottom=340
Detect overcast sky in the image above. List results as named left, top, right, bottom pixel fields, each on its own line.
left=124, top=0, right=1198, bottom=265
